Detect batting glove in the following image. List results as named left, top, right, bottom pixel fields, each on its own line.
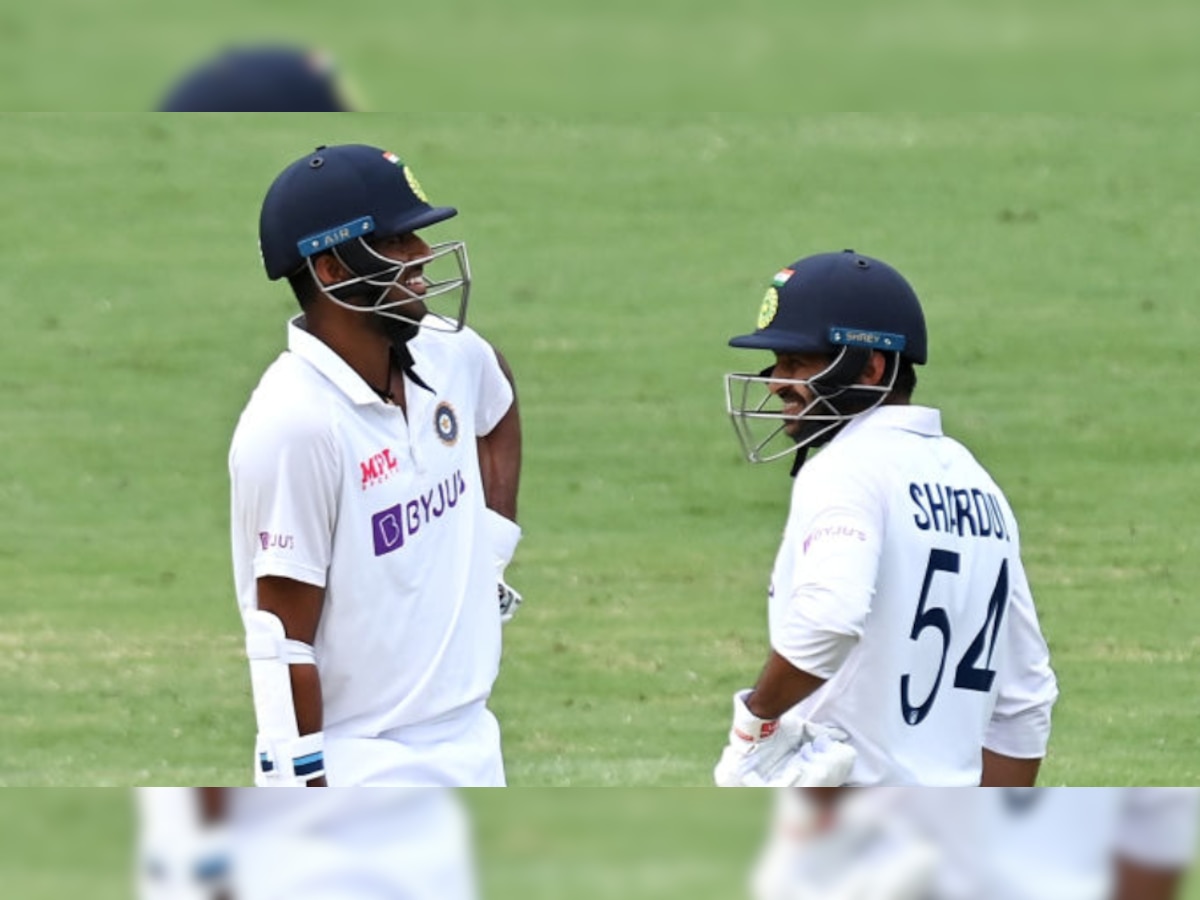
left=484, top=508, right=523, bottom=624
left=498, top=579, right=523, bottom=624
left=715, top=690, right=857, bottom=787
left=137, top=827, right=231, bottom=900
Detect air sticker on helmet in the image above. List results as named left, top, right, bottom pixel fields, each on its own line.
left=757, top=287, right=779, bottom=329
left=297, top=215, right=375, bottom=258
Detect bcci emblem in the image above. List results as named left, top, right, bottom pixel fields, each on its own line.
left=757, top=287, right=779, bottom=329
left=405, top=166, right=430, bottom=203
left=434, top=402, right=459, bottom=445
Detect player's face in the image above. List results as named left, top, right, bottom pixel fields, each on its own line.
left=769, top=352, right=832, bottom=437
left=372, top=231, right=433, bottom=319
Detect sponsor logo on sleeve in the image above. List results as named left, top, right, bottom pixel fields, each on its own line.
left=802, top=525, right=868, bottom=554
left=258, top=532, right=295, bottom=551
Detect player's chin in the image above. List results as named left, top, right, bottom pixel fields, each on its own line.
left=782, top=420, right=805, bottom=440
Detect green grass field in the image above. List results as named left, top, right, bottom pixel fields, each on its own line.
left=0, top=115, right=1197, bottom=789
left=3, top=1, right=1200, bottom=111
left=0, top=790, right=1196, bottom=899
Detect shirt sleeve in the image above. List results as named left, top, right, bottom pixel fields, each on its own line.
left=229, top=402, right=340, bottom=589
left=984, top=527, right=1059, bottom=758
left=1116, top=789, right=1200, bottom=868
left=772, top=460, right=884, bottom=680
left=463, top=327, right=513, bottom=436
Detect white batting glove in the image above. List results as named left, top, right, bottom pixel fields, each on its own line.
left=715, top=690, right=857, bottom=787
left=767, top=730, right=858, bottom=787
left=715, top=690, right=805, bottom=787
left=498, top=579, right=523, bottom=624
left=484, top=509, right=523, bottom=624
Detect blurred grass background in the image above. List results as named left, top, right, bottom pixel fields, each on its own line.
left=0, top=114, right=1197, bottom=787
left=1, top=1, right=1200, bottom=110
left=0, top=790, right=1197, bottom=899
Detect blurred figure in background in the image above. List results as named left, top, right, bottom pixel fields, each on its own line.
left=750, top=788, right=1199, bottom=900
left=158, top=46, right=360, bottom=111
left=135, top=788, right=479, bottom=900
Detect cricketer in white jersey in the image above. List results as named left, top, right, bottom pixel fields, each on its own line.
left=768, top=404, right=1057, bottom=784
left=749, top=787, right=1200, bottom=900
left=232, top=143, right=523, bottom=787
left=718, top=250, right=1057, bottom=788
left=136, top=787, right=479, bottom=900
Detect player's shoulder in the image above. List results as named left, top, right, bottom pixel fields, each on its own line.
left=410, top=324, right=500, bottom=379
left=231, top=353, right=340, bottom=459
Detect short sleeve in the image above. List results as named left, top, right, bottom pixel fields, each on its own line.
left=772, top=458, right=884, bottom=679
left=465, top=329, right=514, bottom=436
left=984, top=533, right=1059, bottom=758
left=1116, top=789, right=1200, bottom=868
left=229, top=403, right=340, bottom=589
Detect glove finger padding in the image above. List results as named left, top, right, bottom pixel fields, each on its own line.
left=484, top=509, right=523, bottom=624
left=767, top=734, right=858, bottom=787
left=498, top=579, right=523, bottom=624
left=715, top=690, right=816, bottom=787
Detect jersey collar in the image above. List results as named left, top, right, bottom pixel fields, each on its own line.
left=835, top=404, right=943, bottom=443
left=286, top=315, right=388, bottom=407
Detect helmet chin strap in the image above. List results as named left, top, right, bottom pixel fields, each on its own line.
left=311, top=272, right=434, bottom=400
left=777, top=347, right=897, bottom=478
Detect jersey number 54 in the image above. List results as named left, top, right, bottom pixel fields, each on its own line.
left=900, top=549, right=1009, bottom=726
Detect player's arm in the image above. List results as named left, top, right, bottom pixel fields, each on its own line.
left=251, top=575, right=327, bottom=786
left=983, top=547, right=1057, bottom=785
left=745, top=650, right=827, bottom=719
left=1113, top=789, right=1200, bottom=900
left=477, top=346, right=521, bottom=521
left=980, top=749, right=1041, bottom=787
left=1114, top=860, right=1187, bottom=900
left=475, top=342, right=524, bottom=622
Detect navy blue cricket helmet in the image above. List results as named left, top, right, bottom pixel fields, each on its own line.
left=725, top=250, right=927, bottom=464
left=259, top=143, right=470, bottom=334
left=729, top=249, right=927, bottom=364
left=159, top=46, right=353, bottom=113
left=259, top=143, right=458, bottom=281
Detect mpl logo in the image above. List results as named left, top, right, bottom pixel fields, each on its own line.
left=360, top=447, right=400, bottom=490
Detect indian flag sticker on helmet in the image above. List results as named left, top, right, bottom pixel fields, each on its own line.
left=757, top=287, right=779, bottom=329
left=383, top=151, right=402, bottom=165
left=772, top=268, right=794, bottom=287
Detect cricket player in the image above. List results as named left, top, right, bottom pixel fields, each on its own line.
left=716, top=249, right=1058, bottom=787
left=229, top=143, right=523, bottom=786
left=135, top=787, right=478, bottom=900
left=749, top=787, right=1200, bottom=900
left=159, top=46, right=358, bottom=111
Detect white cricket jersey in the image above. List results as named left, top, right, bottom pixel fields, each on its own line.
left=227, top=788, right=478, bottom=900
left=229, top=317, right=513, bottom=755
left=752, top=788, right=1199, bottom=900
left=975, top=788, right=1200, bottom=900
left=769, top=405, right=1058, bottom=785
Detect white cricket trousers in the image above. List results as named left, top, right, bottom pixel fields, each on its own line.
left=324, top=701, right=505, bottom=787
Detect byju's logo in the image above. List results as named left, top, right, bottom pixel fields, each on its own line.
left=360, top=447, right=399, bottom=490
left=258, top=532, right=295, bottom=551
left=372, top=470, right=466, bottom=556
